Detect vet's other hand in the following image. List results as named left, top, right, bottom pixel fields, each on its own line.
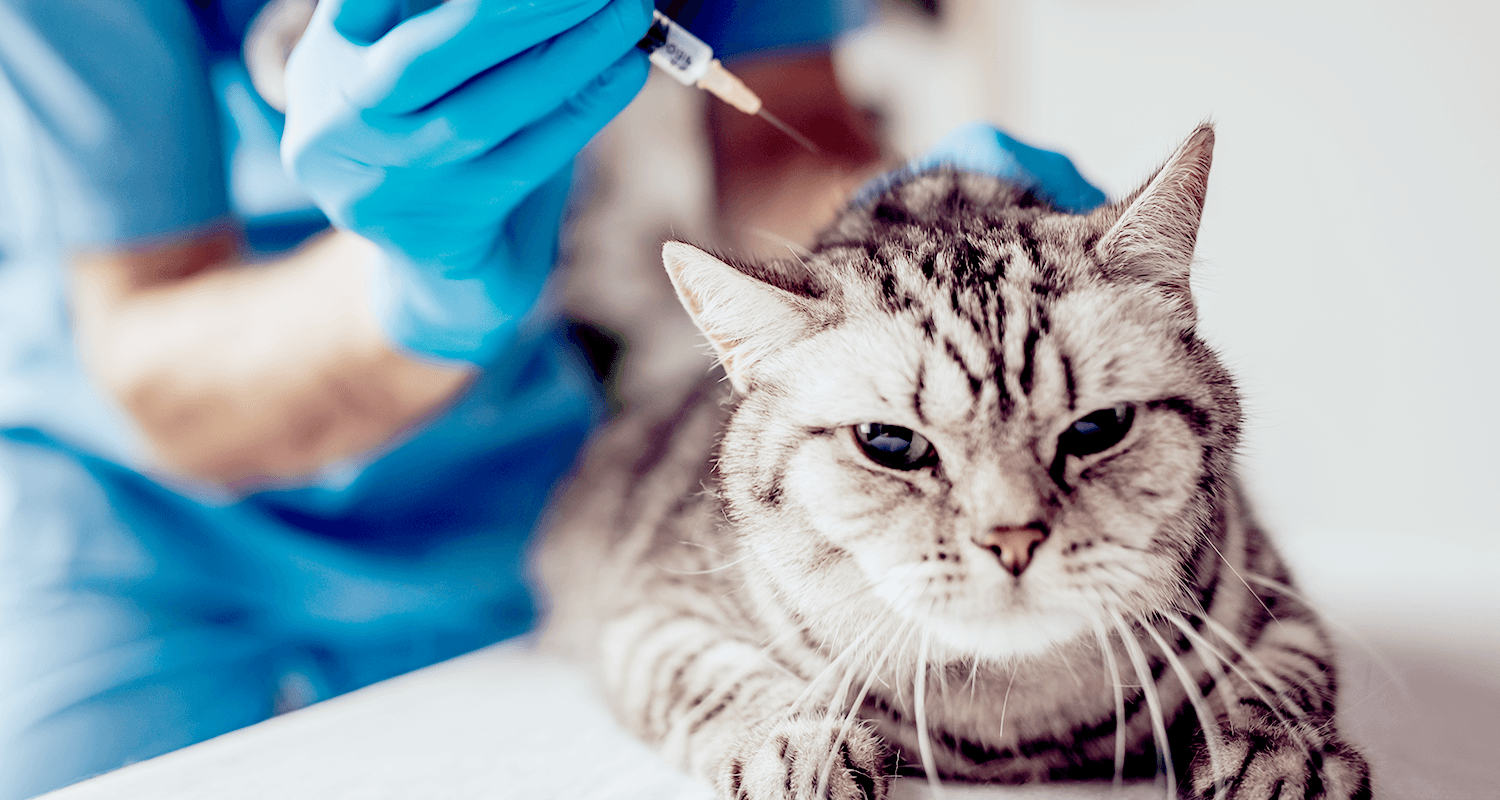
left=916, top=122, right=1106, bottom=214
left=282, top=0, right=652, bottom=362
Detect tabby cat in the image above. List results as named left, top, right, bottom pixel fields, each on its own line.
left=536, top=125, right=1372, bottom=800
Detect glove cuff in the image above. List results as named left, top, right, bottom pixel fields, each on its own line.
left=853, top=121, right=1107, bottom=215
left=369, top=250, right=543, bottom=365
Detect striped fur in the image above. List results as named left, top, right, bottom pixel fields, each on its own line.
left=536, top=125, right=1371, bottom=800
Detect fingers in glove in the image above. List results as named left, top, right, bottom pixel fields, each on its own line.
left=360, top=0, right=650, bottom=113
left=445, top=51, right=649, bottom=208
left=331, top=0, right=407, bottom=44
left=382, top=3, right=653, bottom=164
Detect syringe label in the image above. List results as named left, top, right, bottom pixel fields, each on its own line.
left=658, top=40, right=693, bottom=72
left=639, top=11, right=713, bottom=85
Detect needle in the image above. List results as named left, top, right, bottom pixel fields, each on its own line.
left=756, top=108, right=821, bottom=155
left=637, top=10, right=819, bottom=154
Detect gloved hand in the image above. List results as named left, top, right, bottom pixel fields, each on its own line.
left=912, top=121, right=1106, bottom=214
left=282, top=0, right=653, bottom=363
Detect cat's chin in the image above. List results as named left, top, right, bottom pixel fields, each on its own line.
left=922, top=610, right=1091, bottom=661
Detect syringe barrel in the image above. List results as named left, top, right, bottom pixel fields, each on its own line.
left=637, top=10, right=714, bottom=86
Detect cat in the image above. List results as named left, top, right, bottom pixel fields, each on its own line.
left=535, top=125, right=1373, bottom=800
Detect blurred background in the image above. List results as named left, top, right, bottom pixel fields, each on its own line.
left=563, top=0, right=1500, bottom=796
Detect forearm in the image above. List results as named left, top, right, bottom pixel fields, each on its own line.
left=71, top=229, right=472, bottom=488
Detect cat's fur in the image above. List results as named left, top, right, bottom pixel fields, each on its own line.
left=537, top=126, right=1372, bottom=799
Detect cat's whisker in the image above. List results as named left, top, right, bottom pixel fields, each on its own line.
left=774, top=613, right=895, bottom=799
left=913, top=627, right=946, bottom=800
left=1190, top=612, right=1298, bottom=704
left=1089, top=620, right=1127, bottom=789
left=965, top=655, right=982, bottom=706
left=779, top=596, right=891, bottom=725
left=1107, top=609, right=1176, bottom=799
left=814, top=655, right=872, bottom=798
left=778, top=241, right=819, bottom=286
left=659, top=554, right=753, bottom=575
left=716, top=582, right=889, bottom=757
left=1238, top=573, right=1305, bottom=603
left=744, top=227, right=816, bottom=260
left=1160, top=607, right=1239, bottom=733
left=1135, top=611, right=1229, bottom=797
left=659, top=656, right=779, bottom=761
left=806, top=580, right=925, bottom=797
left=819, top=614, right=921, bottom=799
left=1184, top=617, right=1327, bottom=756
left=1204, top=537, right=1281, bottom=626
left=829, top=607, right=916, bottom=722
left=992, top=656, right=1019, bottom=757
left=932, top=641, right=954, bottom=705
left=677, top=539, right=730, bottom=557
left=801, top=628, right=877, bottom=725
left=1162, top=610, right=1314, bottom=752
left=1242, top=572, right=1409, bottom=696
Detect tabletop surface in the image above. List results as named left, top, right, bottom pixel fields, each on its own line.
left=40, top=630, right=1500, bottom=800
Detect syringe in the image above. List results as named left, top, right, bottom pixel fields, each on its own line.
left=636, top=11, right=819, bottom=153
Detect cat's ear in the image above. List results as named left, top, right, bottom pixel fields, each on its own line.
left=662, top=242, right=819, bottom=393
left=1094, top=124, right=1214, bottom=323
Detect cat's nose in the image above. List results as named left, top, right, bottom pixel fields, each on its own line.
left=973, top=524, right=1048, bottom=576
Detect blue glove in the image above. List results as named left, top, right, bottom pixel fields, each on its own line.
left=281, top=0, right=653, bottom=363
left=909, top=121, right=1106, bottom=214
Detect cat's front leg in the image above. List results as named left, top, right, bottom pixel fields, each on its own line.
left=722, top=715, right=888, bottom=800
left=1182, top=606, right=1373, bottom=799
left=1191, top=727, right=1370, bottom=800
left=599, top=604, right=889, bottom=800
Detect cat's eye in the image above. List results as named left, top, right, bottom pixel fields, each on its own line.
left=1057, top=405, right=1134, bottom=459
left=853, top=423, right=939, bottom=470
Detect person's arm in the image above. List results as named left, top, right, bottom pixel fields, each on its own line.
left=26, top=0, right=651, bottom=489
left=70, top=229, right=470, bottom=488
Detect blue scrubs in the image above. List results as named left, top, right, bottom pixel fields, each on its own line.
left=0, top=0, right=866, bottom=796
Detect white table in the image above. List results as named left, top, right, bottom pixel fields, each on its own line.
left=41, top=627, right=1500, bottom=800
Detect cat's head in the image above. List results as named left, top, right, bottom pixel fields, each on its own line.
left=664, top=125, right=1239, bottom=661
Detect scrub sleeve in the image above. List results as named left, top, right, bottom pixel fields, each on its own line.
left=0, top=0, right=868, bottom=797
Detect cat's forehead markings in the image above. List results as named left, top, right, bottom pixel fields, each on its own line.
left=833, top=197, right=1106, bottom=433
left=1050, top=287, right=1193, bottom=403
left=1058, top=354, right=1079, bottom=412
left=910, top=356, right=930, bottom=426
left=792, top=323, right=928, bottom=424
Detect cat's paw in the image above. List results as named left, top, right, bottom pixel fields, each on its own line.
left=718, top=716, right=889, bottom=800
left=1189, top=727, right=1372, bottom=799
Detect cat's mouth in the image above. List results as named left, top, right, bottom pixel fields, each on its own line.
left=922, top=607, right=1091, bottom=660
left=864, top=562, right=1092, bottom=659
